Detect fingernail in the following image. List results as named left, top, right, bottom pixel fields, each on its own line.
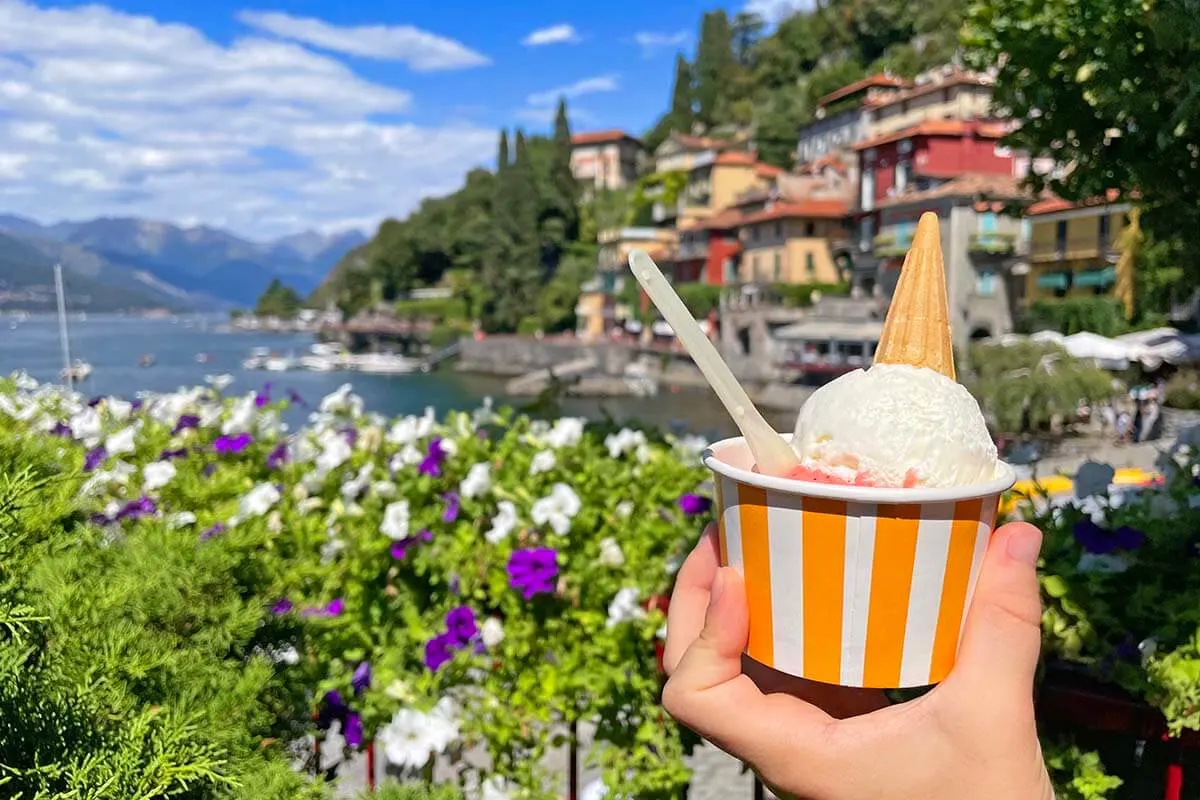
left=708, top=568, right=726, bottom=610
left=1006, top=526, right=1043, bottom=566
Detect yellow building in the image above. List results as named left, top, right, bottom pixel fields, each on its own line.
left=1024, top=194, right=1133, bottom=316
left=679, top=151, right=779, bottom=228
left=736, top=200, right=850, bottom=285
left=576, top=227, right=677, bottom=341
left=864, top=69, right=995, bottom=139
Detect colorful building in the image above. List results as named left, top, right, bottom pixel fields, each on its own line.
left=796, top=74, right=909, bottom=165
left=570, top=130, right=645, bottom=193
left=736, top=200, right=851, bottom=285
left=664, top=210, right=743, bottom=285
left=1024, top=193, right=1133, bottom=317
left=575, top=227, right=676, bottom=341
left=863, top=68, right=996, bottom=139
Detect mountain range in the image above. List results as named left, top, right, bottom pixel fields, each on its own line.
left=0, top=213, right=367, bottom=312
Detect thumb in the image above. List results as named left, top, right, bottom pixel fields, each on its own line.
left=943, top=521, right=1044, bottom=706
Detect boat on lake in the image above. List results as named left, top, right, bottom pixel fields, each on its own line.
left=350, top=353, right=419, bottom=375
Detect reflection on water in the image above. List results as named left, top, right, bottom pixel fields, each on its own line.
left=0, top=314, right=795, bottom=439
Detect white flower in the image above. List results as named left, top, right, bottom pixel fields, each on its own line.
left=672, top=434, right=708, bottom=458
left=315, top=429, right=353, bottom=475
left=486, top=501, right=518, bottom=544
left=167, top=511, right=196, bottom=529
left=205, top=373, right=235, bottom=391
left=581, top=779, right=609, bottom=800
left=222, top=392, right=258, bottom=435
left=142, top=460, right=176, bottom=491
left=386, top=415, right=422, bottom=445
left=480, top=617, right=505, bottom=648
left=234, top=483, right=281, bottom=523
left=529, top=450, right=556, bottom=475
left=13, top=372, right=36, bottom=391
left=319, top=383, right=363, bottom=417
left=607, top=586, right=646, bottom=628
left=381, top=501, right=411, bottom=540
left=598, top=537, right=625, bottom=568
left=390, top=444, right=424, bottom=472
left=605, top=428, right=647, bottom=458
left=266, top=644, right=300, bottom=665
left=340, top=464, right=373, bottom=500
left=545, top=417, right=585, bottom=449
left=530, top=483, right=581, bottom=535
left=0, top=394, right=18, bottom=419
left=373, top=480, right=397, bottom=497
left=105, top=424, right=138, bottom=456
left=615, top=501, right=634, bottom=519
left=481, top=777, right=511, bottom=800
left=105, top=397, right=133, bottom=421
left=320, top=537, right=345, bottom=564
left=460, top=462, right=492, bottom=499
left=69, top=407, right=102, bottom=444
left=1077, top=553, right=1130, bottom=574
left=379, top=700, right=461, bottom=770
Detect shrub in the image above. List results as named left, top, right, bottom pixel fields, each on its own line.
left=1022, top=298, right=1128, bottom=337
left=769, top=282, right=850, bottom=308
left=1164, top=369, right=1200, bottom=409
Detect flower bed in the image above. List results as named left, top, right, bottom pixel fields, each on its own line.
left=5, top=371, right=1200, bottom=799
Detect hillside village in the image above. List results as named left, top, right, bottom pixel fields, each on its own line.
left=569, top=63, right=1135, bottom=375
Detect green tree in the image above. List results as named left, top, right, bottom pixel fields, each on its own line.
left=541, top=98, right=579, bottom=257
left=693, top=10, right=735, bottom=129
left=964, top=0, right=1200, bottom=286
left=255, top=278, right=302, bottom=319
left=488, top=130, right=543, bottom=331
left=480, top=130, right=513, bottom=328
left=669, top=54, right=694, bottom=134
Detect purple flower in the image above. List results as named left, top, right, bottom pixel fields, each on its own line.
left=172, top=414, right=201, bottom=434
left=158, top=447, right=189, bottom=461
left=1073, top=519, right=1146, bottom=555
left=89, top=512, right=110, bottom=526
left=442, top=491, right=460, bottom=524
left=50, top=421, right=72, bottom=437
left=344, top=711, right=363, bottom=748
left=87, top=396, right=103, bottom=408
left=390, top=529, right=433, bottom=560
left=115, top=496, right=157, bottom=522
left=266, top=442, right=289, bottom=470
left=214, top=433, right=253, bottom=454
left=131, top=399, right=143, bottom=411
left=445, top=606, right=477, bottom=645
left=342, top=427, right=358, bottom=447
left=351, top=661, right=371, bottom=695
left=678, top=493, right=712, bottom=516
left=424, top=632, right=457, bottom=672
left=83, top=446, right=107, bottom=472
left=418, top=437, right=447, bottom=477
left=325, top=597, right=345, bottom=616
left=316, top=690, right=347, bottom=730
left=255, top=383, right=272, bottom=408
left=200, top=523, right=226, bottom=541
left=202, top=463, right=217, bottom=478
left=448, top=573, right=461, bottom=596
left=507, top=547, right=559, bottom=600
left=286, top=388, right=306, bottom=407
left=270, top=598, right=293, bottom=615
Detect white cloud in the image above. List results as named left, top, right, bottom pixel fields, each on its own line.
left=0, top=1, right=495, bottom=238
left=526, top=75, right=618, bottom=106
left=237, top=10, right=490, bottom=71
left=744, top=0, right=817, bottom=23
left=632, top=30, right=688, bottom=57
left=521, top=24, right=580, bottom=47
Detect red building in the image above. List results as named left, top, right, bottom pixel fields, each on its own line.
left=668, top=209, right=743, bottom=285
left=851, top=119, right=1014, bottom=243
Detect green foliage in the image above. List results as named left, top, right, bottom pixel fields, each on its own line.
left=668, top=55, right=694, bottom=136
left=393, top=297, right=469, bottom=321
left=1135, top=232, right=1186, bottom=322
left=964, top=0, right=1200, bottom=288
left=769, top=282, right=850, bottom=308
left=362, top=783, right=466, bottom=800
left=1022, top=298, right=1129, bottom=337
left=1043, top=736, right=1123, bottom=800
left=256, top=278, right=303, bottom=319
left=675, top=283, right=724, bottom=317
left=965, top=341, right=1114, bottom=433
left=693, top=11, right=736, bottom=130
left=1164, top=370, right=1200, bottom=410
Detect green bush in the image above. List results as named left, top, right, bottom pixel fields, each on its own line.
left=769, top=282, right=850, bottom=308
left=1023, top=298, right=1128, bottom=337
left=1164, top=369, right=1200, bottom=409
left=675, top=283, right=723, bottom=317
left=362, top=783, right=466, bottom=800
left=394, top=296, right=469, bottom=321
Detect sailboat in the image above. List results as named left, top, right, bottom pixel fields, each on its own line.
left=53, top=265, right=93, bottom=388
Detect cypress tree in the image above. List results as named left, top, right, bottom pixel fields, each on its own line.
left=542, top=97, right=578, bottom=255
left=694, top=10, right=735, bottom=129
left=481, top=129, right=513, bottom=329
left=669, top=54, right=694, bottom=134
left=489, top=130, right=543, bottom=330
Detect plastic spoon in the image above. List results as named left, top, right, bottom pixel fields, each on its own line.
left=628, top=249, right=801, bottom=475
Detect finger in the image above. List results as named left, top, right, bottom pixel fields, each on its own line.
left=663, top=525, right=721, bottom=675
left=663, top=567, right=832, bottom=766
left=942, top=521, right=1043, bottom=707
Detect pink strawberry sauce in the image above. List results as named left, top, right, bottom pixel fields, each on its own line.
left=763, top=464, right=921, bottom=489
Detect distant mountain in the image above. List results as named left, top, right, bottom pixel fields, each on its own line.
left=0, top=214, right=367, bottom=307
left=0, top=231, right=177, bottom=313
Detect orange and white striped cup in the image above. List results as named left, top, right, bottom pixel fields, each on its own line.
left=703, top=436, right=1016, bottom=689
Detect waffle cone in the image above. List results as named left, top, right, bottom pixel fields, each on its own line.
left=873, top=212, right=956, bottom=380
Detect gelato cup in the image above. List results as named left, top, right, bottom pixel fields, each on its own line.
left=703, top=434, right=1016, bottom=688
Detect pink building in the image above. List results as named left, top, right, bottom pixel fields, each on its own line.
left=570, top=130, right=644, bottom=193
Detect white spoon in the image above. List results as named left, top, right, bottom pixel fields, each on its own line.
left=628, top=249, right=801, bottom=475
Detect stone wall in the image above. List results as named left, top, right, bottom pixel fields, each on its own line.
left=457, top=337, right=636, bottom=377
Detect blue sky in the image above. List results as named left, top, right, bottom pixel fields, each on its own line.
left=0, top=0, right=808, bottom=239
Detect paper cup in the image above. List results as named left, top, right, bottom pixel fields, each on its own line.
left=702, top=435, right=1016, bottom=689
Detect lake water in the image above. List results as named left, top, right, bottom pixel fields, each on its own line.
left=0, top=314, right=793, bottom=438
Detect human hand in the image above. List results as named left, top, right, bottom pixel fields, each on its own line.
left=662, top=522, right=1053, bottom=800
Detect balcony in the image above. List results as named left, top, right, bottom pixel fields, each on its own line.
left=872, top=232, right=911, bottom=258
left=1030, top=235, right=1115, bottom=263
left=968, top=232, right=1017, bottom=257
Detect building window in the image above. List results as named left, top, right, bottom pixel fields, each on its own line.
left=897, top=139, right=913, bottom=155
left=805, top=252, right=815, bottom=275
left=861, top=167, right=876, bottom=212
left=976, top=271, right=997, bottom=296
left=1099, top=214, right=1111, bottom=249
left=752, top=226, right=761, bottom=242
left=1055, top=220, right=1068, bottom=255
left=774, top=222, right=782, bottom=239
left=895, top=160, right=913, bottom=193
left=805, top=221, right=816, bottom=237
left=773, top=252, right=782, bottom=281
